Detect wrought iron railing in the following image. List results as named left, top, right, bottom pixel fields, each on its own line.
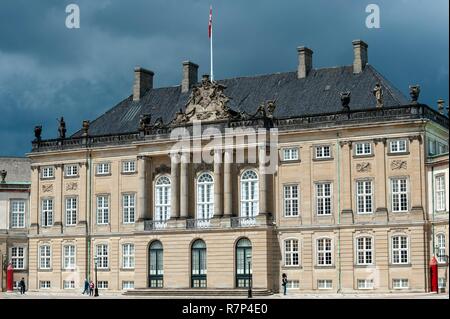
left=231, top=216, right=257, bottom=228
left=186, top=218, right=212, bottom=229
left=144, top=220, right=168, bottom=231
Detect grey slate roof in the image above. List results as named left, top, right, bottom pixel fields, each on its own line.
left=73, top=64, right=409, bottom=137
left=0, top=157, right=31, bottom=184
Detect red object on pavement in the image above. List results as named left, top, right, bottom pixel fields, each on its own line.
left=429, top=256, right=438, bottom=292
left=6, top=263, right=14, bottom=292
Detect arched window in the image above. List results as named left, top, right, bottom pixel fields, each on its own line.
left=236, top=238, right=252, bottom=288
left=437, top=234, right=446, bottom=263
left=240, top=170, right=259, bottom=218
left=149, top=241, right=163, bottom=288
left=197, top=173, right=214, bottom=220
left=155, top=176, right=171, bottom=222
left=191, top=240, right=207, bottom=288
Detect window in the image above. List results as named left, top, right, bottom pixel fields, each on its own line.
left=236, top=238, right=252, bottom=288
left=197, top=173, right=214, bottom=220
left=39, top=281, right=51, bottom=289
left=240, top=170, right=259, bottom=218
left=122, top=281, right=134, bottom=290
left=11, top=247, right=25, bottom=269
left=316, top=183, right=332, bottom=215
left=392, top=235, right=409, bottom=264
left=65, top=197, right=77, bottom=226
left=428, top=140, right=437, bottom=156
left=96, top=195, right=109, bottom=225
left=155, top=176, right=171, bottom=222
left=122, top=160, right=136, bottom=173
left=191, top=240, right=207, bottom=288
left=98, top=281, right=109, bottom=289
left=391, top=178, right=408, bottom=212
left=356, top=180, right=373, bottom=214
left=122, top=194, right=135, bottom=224
left=122, top=244, right=135, bottom=269
left=63, top=280, right=75, bottom=289
left=96, top=244, right=108, bottom=269
left=96, top=163, right=110, bottom=175
left=41, top=199, right=53, bottom=227
left=286, top=280, right=300, bottom=289
left=284, top=239, right=299, bottom=266
left=389, top=140, right=407, bottom=153
left=357, top=279, right=374, bottom=290
left=317, top=238, right=332, bottom=266
left=65, top=165, right=78, bottom=177
left=63, top=245, right=76, bottom=269
left=284, top=185, right=299, bottom=217
left=355, top=142, right=372, bottom=156
left=149, top=241, right=164, bottom=288
left=283, top=148, right=299, bottom=161
left=393, top=279, right=409, bottom=289
left=41, top=167, right=54, bottom=179
left=438, top=278, right=446, bottom=289
left=10, top=200, right=26, bottom=228
left=39, top=245, right=51, bottom=269
left=356, top=237, right=373, bottom=265
left=437, top=234, right=446, bottom=263
left=315, top=145, right=331, bottom=159
left=317, top=280, right=332, bottom=289
left=435, top=175, right=446, bottom=212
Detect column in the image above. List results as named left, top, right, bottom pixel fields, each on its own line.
left=170, top=153, right=180, bottom=219
left=259, top=145, right=267, bottom=215
left=223, top=150, right=233, bottom=217
left=180, top=153, right=189, bottom=219
left=374, top=138, right=388, bottom=215
left=30, top=166, right=40, bottom=234
left=78, top=162, right=87, bottom=227
left=54, top=164, right=63, bottom=231
left=137, top=156, right=147, bottom=222
left=214, top=150, right=223, bottom=218
left=340, top=141, right=353, bottom=224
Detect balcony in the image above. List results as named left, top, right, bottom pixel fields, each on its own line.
left=144, top=220, right=168, bottom=231
left=231, top=216, right=257, bottom=228
left=186, top=219, right=212, bottom=229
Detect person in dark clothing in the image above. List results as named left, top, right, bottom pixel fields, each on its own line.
left=89, top=281, right=94, bottom=296
left=82, top=279, right=89, bottom=295
left=19, top=278, right=26, bottom=295
left=281, top=273, right=288, bottom=295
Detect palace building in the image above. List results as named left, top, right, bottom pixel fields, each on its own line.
left=24, top=40, right=449, bottom=294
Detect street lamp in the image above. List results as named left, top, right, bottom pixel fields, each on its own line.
left=247, top=256, right=252, bottom=299
left=94, top=257, right=99, bottom=297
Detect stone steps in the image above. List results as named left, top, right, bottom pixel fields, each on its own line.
left=124, top=288, right=273, bottom=297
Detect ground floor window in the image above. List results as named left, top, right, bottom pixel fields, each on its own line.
left=98, top=281, right=109, bottom=289
left=357, top=279, right=374, bottom=290
left=286, top=280, right=299, bottom=289
left=236, top=238, right=252, bottom=288
left=191, top=240, right=207, bottom=288
left=122, top=281, right=134, bottom=290
left=438, top=278, right=446, bottom=289
left=39, top=281, right=51, bottom=289
left=149, top=241, right=164, bottom=288
left=63, top=280, right=75, bottom=289
left=393, top=279, right=409, bottom=289
left=317, top=279, right=332, bottom=289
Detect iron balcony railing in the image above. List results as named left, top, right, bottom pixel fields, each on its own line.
left=230, top=216, right=257, bottom=228
left=144, top=220, right=168, bottom=231
left=186, top=218, right=213, bottom=229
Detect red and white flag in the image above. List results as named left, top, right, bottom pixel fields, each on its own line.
left=208, top=6, right=213, bottom=39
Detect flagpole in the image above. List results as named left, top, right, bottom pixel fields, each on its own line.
left=210, top=6, right=214, bottom=81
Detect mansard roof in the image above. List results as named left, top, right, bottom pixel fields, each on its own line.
left=72, top=64, right=409, bottom=137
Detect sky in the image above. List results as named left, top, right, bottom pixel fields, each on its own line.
left=0, top=0, right=448, bottom=156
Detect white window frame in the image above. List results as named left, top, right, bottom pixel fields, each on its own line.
left=98, top=281, right=109, bottom=289
left=11, top=246, right=25, bottom=270
left=122, top=193, right=136, bottom=224
left=65, top=164, right=78, bottom=177
left=65, top=197, right=77, bottom=226
left=39, top=245, right=51, bottom=270
left=10, top=199, right=26, bottom=228
left=39, top=281, right=51, bottom=289
left=41, top=166, right=54, bottom=179
left=316, top=182, right=332, bottom=216
left=286, top=280, right=300, bottom=289
left=96, top=163, right=110, bottom=175
left=355, top=142, right=372, bottom=156
left=282, top=148, right=299, bottom=161
left=391, top=235, right=409, bottom=265
left=196, top=172, right=214, bottom=220
left=356, top=180, right=373, bottom=214
left=435, top=175, right=446, bottom=212
left=357, top=279, right=374, bottom=290
left=317, top=279, right=332, bottom=290
left=63, top=245, right=76, bottom=270
left=96, top=195, right=109, bottom=225
left=96, top=244, right=109, bottom=269
left=436, top=233, right=447, bottom=264
left=122, top=281, right=135, bottom=290
left=315, top=145, right=331, bottom=159
left=438, top=278, right=446, bottom=289
left=41, top=198, right=53, bottom=227
left=240, top=170, right=259, bottom=218
left=63, top=280, right=75, bottom=289
left=122, top=243, right=135, bottom=269
left=391, top=178, right=409, bottom=213
left=283, top=184, right=299, bottom=217
left=284, top=238, right=300, bottom=267
left=316, top=237, right=333, bottom=266
left=122, top=160, right=136, bottom=173
left=356, top=236, right=373, bottom=265
left=389, top=139, right=407, bottom=153
left=393, top=279, right=409, bottom=289
left=155, top=176, right=171, bottom=222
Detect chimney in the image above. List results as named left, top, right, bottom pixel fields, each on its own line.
left=182, top=61, right=199, bottom=93
left=352, top=40, right=368, bottom=74
left=133, top=67, right=154, bottom=101
left=297, top=46, right=313, bottom=79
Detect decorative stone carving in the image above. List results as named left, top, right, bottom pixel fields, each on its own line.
left=391, top=160, right=407, bottom=170
left=153, top=164, right=171, bottom=178
left=356, top=162, right=371, bottom=173
left=373, top=138, right=387, bottom=145
left=194, top=162, right=214, bottom=173
left=58, top=117, right=66, bottom=139
left=42, top=184, right=53, bottom=193
left=409, top=85, right=420, bottom=104
left=82, top=120, right=90, bottom=136
left=34, top=125, right=42, bottom=142
left=372, top=83, right=383, bottom=108
left=0, top=170, right=6, bottom=183
left=138, top=114, right=151, bottom=132
left=65, top=182, right=78, bottom=191
left=340, top=91, right=351, bottom=111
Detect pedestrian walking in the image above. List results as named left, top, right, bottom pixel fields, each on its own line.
left=82, top=278, right=89, bottom=295
left=281, top=273, right=288, bottom=295
left=19, top=277, right=26, bottom=295
left=89, top=281, right=94, bottom=296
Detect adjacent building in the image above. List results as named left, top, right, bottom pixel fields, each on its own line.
left=25, top=40, right=449, bottom=294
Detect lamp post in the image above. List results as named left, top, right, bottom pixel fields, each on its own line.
left=247, top=256, right=252, bottom=298
left=94, top=257, right=99, bottom=297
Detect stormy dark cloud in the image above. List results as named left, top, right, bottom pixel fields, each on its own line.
left=0, top=0, right=448, bottom=156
